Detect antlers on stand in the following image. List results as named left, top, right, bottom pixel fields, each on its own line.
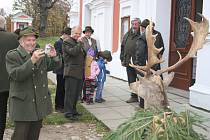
left=130, top=13, right=209, bottom=77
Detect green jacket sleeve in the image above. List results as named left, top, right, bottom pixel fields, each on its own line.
left=63, top=41, right=84, bottom=56
left=6, top=51, right=35, bottom=82
left=120, top=32, right=129, bottom=62
left=46, top=54, right=62, bottom=71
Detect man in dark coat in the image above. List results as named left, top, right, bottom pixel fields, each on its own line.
left=53, top=27, right=71, bottom=112
left=63, top=26, right=86, bottom=120
left=0, top=15, right=19, bottom=140
left=136, top=19, right=165, bottom=71
left=6, top=27, right=61, bottom=140
left=120, top=18, right=141, bottom=103
left=135, top=19, right=165, bottom=108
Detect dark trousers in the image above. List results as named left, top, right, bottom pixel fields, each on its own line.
left=126, top=66, right=138, bottom=98
left=0, top=91, right=9, bottom=140
left=11, top=120, right=42, bottom=140
left=55, top=74, right=65, bottom=109
left=64, top=76, right=83, bottom=116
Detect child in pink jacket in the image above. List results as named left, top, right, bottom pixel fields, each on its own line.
left=85, top=48, right=100, bottom=104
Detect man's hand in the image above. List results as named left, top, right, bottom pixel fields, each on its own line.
left=78, top=37, right=83, bottom=42
left=31, top=49, right=45, bottom=64
left=48, top=46, right=57, bottom=57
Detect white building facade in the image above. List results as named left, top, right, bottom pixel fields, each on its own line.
left=77, top=0, right=210, bottom=111
left=69, top=0, right=80, bottom=27
left=11, top=12, right=33, bottom=31
left=189, top=0, right=210, bottom=111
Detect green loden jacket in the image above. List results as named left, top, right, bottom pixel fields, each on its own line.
left=63, top=37, right=86, bottom=79
left=6, top=45, right=61, bottom=121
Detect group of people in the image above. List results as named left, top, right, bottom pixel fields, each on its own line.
left=0, top=14, right=112, bottom=140
left=120, top=18, right=164, bottom=108
left=0, top=14, right=164, bottom=140
left=60, top=26, right=112, bottom=121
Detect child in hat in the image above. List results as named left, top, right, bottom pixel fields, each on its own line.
left=84, top=48, right=100, bottom=104
left=95, top=50, right=112, bottom=103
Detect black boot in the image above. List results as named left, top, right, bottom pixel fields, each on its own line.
left=126, top=97, right=138, bottom=103
left=139, top=97, right=144, bottom=108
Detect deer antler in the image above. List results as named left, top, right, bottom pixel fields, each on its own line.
left=129, top=20, right=164, bottom=76
left=129, top=59, right=147, bottom=76
left=146, top=20, right=164, bottom=72
left=156, top=13, right=209, bottom=75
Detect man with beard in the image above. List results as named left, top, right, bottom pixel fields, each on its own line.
left=120, top=18, right=141, bottom=103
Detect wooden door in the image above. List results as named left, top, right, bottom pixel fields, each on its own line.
left=169, top=0, right=196, bottom=90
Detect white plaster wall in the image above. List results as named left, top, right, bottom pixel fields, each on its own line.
left=88, top=0, right=113, bottom=51
left=82, top=0, right=113, bottom=72
left=82, top=0, right=91, bottom=29
left=110, top=0, right=171, bottom=81
left=155, top=0, right=172, bottom=70
left=104, top=4, right=114, bottom=51
left=109, top=0, right=132, bottom=80
left=69, top=13, right=79, bottom=27
left=95, top=12, right=105, bottom=50
left=138, top=0, right=157, bottom=21
left=189, top=0, right=210, bottom=111
left=83, top=4, right=91, bottom=27
left=69, top=0, right=80, bottom=27
left=203, top=0, right=210, bottom=23
left=71, top=0, right=79, bottom=12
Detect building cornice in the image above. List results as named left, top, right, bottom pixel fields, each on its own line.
left=84, top=0, right=112, bottom=10
left=11, top=12, right=33, bottom=20
left=120, top=0, right=131, bottom=4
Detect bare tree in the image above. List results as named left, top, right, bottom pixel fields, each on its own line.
left=13, top=0, right=72, bottom=36
left=13, top=0, right=40, bottom=25
left=38, top=0, right=59, bottom=37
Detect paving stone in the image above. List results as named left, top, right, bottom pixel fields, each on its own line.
left=103, top=96, right=121, bottom=101
left=95, top=111, right=125, bottom=120
left=110, top=106, right=136, bottom=118
left=117, top=94, right=130, bottom=101
left=103, top=118, right=129, bottom=130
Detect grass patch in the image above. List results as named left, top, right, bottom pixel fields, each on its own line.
left=6, top=119, right=14, bottom=128
left=45, top=80, right=110, bottom=134
left=77, top=103, right=110, bottom=134
left=37, top=37, right=59, bottom=48
left=48, top=78, right=55, bottom=86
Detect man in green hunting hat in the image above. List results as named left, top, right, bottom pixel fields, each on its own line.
left=18, top=26, right=39, bottom=40
left=6, top=26, right=61, bottom=140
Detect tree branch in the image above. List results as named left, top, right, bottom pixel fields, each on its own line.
left=47, top=0, right=59, bottom=9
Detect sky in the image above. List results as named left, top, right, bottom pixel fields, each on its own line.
left=0, top=0, right=14, bottom=15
